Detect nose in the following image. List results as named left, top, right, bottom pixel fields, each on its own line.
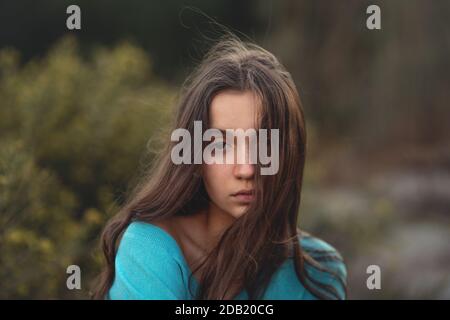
left=234, top=162, right=255, bottom=180
left=233, top=136, right=255, bottom=180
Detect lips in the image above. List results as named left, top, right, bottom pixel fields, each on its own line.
left=231, top=189, right=254, bottom=203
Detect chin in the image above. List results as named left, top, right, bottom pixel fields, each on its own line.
left=229, top=205, right=249, bottom=219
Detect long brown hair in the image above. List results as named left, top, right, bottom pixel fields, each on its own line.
left=92, top=35, right=345, bottom=300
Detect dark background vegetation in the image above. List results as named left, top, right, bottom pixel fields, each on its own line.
left=1, top=0, right=449, bottom=299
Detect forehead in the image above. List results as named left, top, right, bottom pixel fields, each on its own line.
left=209, top=90, right=261, bottom=130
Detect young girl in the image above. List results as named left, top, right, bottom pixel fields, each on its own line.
left=93, top=36, right=347, bottom=300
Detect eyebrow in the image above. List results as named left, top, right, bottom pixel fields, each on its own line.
left=210, top=128, right=263, bottom=133
left=207, top=128, right=227, bottom=141
left=209, top=128, right=263, bottom=141
left=209, top=128, right=248, bottom=138
left=210, top=128, right=227, bottom=135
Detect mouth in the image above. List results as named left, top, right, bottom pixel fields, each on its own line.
left=231, top=189, right=255, bottom=203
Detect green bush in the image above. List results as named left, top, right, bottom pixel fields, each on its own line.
left=0, top=36, right=175, bottom=298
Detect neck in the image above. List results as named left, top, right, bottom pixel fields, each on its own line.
left=200, top=203, right=235, bottom=245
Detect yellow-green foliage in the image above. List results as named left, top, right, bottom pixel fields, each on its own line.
left=0, top=36, right=175, bottom=298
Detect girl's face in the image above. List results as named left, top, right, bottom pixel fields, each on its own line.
left=202, top=89, right=259, bottom=219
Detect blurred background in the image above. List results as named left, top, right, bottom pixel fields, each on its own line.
left=0, top=0, right=449, bottom=299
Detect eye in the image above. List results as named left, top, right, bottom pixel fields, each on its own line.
left=212, top=140, right=231, bottom=151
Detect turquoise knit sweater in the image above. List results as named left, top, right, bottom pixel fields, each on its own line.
left=107, top=221, right=347, bottom=300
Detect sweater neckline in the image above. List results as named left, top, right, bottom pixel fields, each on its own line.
left=146, top=222, right=248, bottom=299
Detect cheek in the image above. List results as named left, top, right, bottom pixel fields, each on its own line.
left=202, top=164, right=247, bottom=218
left=203, top=164, right=233, bottom=197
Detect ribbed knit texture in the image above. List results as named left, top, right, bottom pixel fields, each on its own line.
left=108, top=221, right=347, bottom=300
